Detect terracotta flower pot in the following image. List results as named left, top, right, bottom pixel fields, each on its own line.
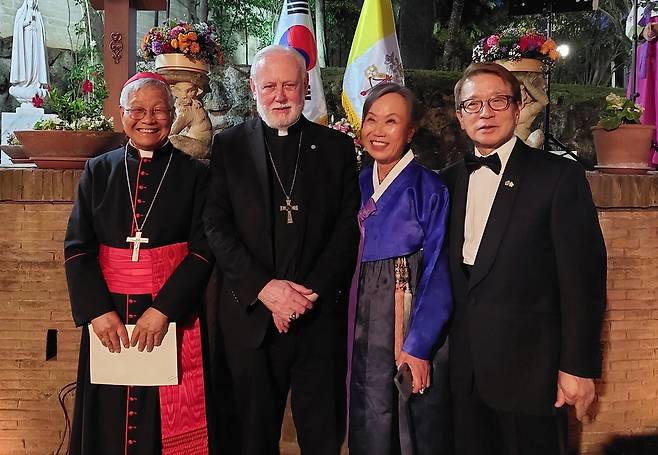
left=591, top=124, right=655, bottom=174
left=0, top=144, right=31, bottom=165
left=14, top=130, right=126, bottom=169
left=155, top=54, right=210, bottom=74
left=0, top=144, right=28, bottom=160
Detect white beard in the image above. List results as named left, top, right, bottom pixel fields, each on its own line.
left=256, top=99, right=304, bottom=131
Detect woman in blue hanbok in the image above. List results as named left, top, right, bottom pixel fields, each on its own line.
left=347, top=82, right=453, bottom=455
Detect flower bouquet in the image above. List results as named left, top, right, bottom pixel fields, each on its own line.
left=330, top=117, right=364, bottom=168
left=473, top=28, right=559, bottom=70
left=141, top=19, right=224, bottom=70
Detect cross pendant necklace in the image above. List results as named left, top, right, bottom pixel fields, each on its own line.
left=124, top=146, right=173, bottom=262
left=280, top=198, right=299, bottom=224
left=264, top=131, right=302, bottom=225
left=126, top=230, right=149, bottom=262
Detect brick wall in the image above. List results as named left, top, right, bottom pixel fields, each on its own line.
left=1, top=169, right=657, bottom=455
left=579, top=212, right=658, bottom=454
left=0, top=169, right=81, bottom=454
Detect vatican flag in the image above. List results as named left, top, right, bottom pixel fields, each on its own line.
left=341, top=0, right=404, bottom=132
left=273, top=0, right=328, bottom=125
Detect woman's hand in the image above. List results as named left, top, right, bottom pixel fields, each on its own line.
left=397, top=351, right=430, bottom=394
left=644, top=24, right=657, bottom=41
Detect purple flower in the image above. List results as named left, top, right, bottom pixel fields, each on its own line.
left=151, top=40, right=163, bottom=54
left=169, top=26, right=185, bottom=39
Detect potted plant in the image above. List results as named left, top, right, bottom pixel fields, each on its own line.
left=141, top=19, right=224, bottom=74
left=473, top=27, right=560, bottom=72
left=591, top=93, right=655, bottom=173
left=13, top=30, right=124, bottom=168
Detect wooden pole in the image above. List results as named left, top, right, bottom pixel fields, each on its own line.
left=90, top=0, right=166, bottom=132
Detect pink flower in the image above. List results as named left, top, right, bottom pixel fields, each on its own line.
left=486, top=35, right=500, bottom=48
left=82, top=79, right=94, bottom=94
left=32, top=94, right=44, bottom=108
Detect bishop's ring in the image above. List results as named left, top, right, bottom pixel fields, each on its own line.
left=289, top=311, right=298, bottom=322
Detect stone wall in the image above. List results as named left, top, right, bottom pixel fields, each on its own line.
left=1, top=168, right=658, bottom=454
left=0, top=1, right=187, bottom=51
left=0, top=1, right=83, bottom=50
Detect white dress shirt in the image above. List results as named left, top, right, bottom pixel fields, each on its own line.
left=462, top=136, right=517, bottom=265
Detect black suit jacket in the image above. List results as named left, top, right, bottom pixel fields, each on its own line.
left=440, top=139, right=607, bottom=415
left=203, top=115, right=360, bottom=348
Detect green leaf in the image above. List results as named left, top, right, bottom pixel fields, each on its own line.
left=600, top=117, right=622, bottom=131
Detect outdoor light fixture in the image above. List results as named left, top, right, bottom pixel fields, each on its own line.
left=557, top=44, right=570, bottom=58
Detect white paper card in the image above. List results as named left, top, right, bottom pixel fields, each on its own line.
left=89, top=323, right=178, bottom=386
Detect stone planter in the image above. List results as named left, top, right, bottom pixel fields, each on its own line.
left=591, top=124, right=655, bottom=174
left=495, top=58, right=546, bottom=73
left=14, top=130, right=126, bottom=169
left=155, top=54, right=210, bottom=74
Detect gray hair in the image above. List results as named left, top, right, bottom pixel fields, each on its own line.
left=250, top=44, right=307, bottom=82
left=362, top=82, right=424, bottom=129
left=119, top=78, right=175, bottom=110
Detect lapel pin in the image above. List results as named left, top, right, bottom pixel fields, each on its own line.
left=504, top=180, right=514, bottom=188
left=311, top=144, right=316, bottom=150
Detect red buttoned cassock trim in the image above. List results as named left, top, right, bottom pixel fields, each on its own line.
left=99, top=242, right=209, bottom=455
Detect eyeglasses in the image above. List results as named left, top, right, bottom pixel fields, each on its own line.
left=459, top=95, right=516, bottom=114
left=123, top=107, right=172, bottom=120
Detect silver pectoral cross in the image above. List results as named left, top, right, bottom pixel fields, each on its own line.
left=126, top=231, right=149, bottom=262
left=280, top=198, right=299, bottom=224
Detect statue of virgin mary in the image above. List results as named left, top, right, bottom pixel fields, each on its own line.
left=9, top=0, right=50, bottom=105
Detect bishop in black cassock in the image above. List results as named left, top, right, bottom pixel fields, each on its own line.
left=64, top=73, right=214, bottom=455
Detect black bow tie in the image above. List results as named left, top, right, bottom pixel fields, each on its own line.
left=464, top=152, right=502, bottom=175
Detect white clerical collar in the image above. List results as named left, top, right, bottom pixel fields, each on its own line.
left=371, top=150, right=415, bottom=203
left=263, top=115, right=303, bottom=136
left=474, top=136, right=516, bottom=172
left=128, top=139, right=171, bottom=158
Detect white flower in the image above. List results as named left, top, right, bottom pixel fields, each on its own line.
left=605, top=93, right=624, bottom=110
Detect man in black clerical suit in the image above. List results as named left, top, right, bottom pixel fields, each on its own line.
left=204, top=45, right=360, bottom=454
left=441, top=63, right=607, bottom=455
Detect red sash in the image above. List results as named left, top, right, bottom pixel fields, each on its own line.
left=99, top=243, right=209, bottom=455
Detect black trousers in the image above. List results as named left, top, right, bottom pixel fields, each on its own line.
left=452, top=380, right=567, bottom=455
left=224, top=310, right=346, bottom=455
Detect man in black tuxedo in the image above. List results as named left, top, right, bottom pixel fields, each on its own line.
left=203, top=45, right=360, bottom=454
left=441, top=63, right=607, bottom=455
